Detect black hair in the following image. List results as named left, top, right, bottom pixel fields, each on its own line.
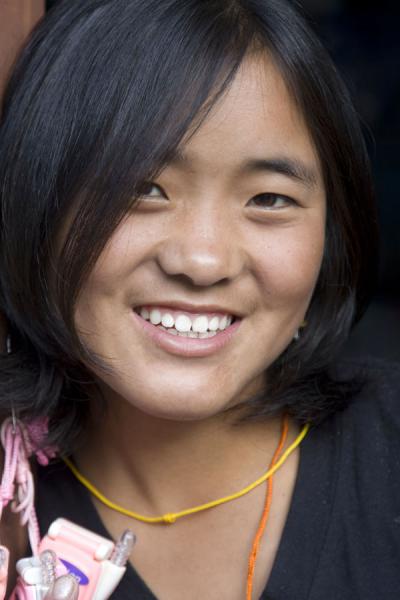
left=0, top=0, right=378, bottom=450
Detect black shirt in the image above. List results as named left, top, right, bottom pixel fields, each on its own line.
left=36, top=359, right=400, bottom=599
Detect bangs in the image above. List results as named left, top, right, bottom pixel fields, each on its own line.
left=0, top=0, right=255, bottom=342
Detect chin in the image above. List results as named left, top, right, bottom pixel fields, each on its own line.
left=118, top=384, right=233, bottom=422
left=141, top=406, right=218, bottom=422
left=138, top=396, right=228, bottom=422
left=96, top=368, right=251, bottom=422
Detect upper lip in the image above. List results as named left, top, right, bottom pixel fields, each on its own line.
left=134, top=301, right=243, bottom=318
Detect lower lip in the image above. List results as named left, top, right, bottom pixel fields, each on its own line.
left=132, top=312, right=242, bottom=358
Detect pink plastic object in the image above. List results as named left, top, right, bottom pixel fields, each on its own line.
left=39, top=519, right=127, bottom=600
left=0, top=546, right=9, bottom=600
left=9, top=580, right=41, bottom=600
left=9, top=551, right=68, bottom=600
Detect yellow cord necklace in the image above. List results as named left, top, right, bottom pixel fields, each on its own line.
left=63, top=420, right=309, bottom=525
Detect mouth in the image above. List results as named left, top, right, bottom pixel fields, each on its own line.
left=134, top=305, right=237, bottom=338
left=132, top=304, right=241, bottom=358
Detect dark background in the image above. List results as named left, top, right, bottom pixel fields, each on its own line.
left=46, top=0, right=400, bottom=362
left=300, top=0, right=400, bottom=361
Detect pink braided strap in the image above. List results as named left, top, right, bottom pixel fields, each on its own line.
left=0, top=419, right=43, bottom=554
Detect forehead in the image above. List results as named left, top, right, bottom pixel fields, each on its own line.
left=178, top=53, right=322, bottom=185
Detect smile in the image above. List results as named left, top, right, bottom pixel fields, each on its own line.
left=132, top=305, right=241, bottom=358
left=134, top=306, right=235, bottom=338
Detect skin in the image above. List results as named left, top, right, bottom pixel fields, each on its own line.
left=73, top=53, right=326, bottom=599
left=75, top=54, right=325, bottom=423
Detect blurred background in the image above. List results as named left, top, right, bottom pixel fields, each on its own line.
left=1, top=0, right=399, bottom=361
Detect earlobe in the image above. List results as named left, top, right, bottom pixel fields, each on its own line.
left=293, top=319, right=307, bottom=341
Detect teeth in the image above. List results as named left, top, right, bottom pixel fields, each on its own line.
left=219, top=315, right=228, bottom=330
left=149, top=309, right=162, bottom=325
left=161, top=313, right=174, bottom=328
left=175, top=315, right=192, bottom=333
left=208, top=316, right=219, bottom=331
left=192, top=315, right=208, bottom=333
left=156, top=327, right=218, bottom=339
left=138, top=307, right=234, bottom=332
left=141, top=307, right=150, bottom=320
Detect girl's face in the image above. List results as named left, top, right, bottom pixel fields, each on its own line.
left=75, top=55, right=326, bottom=421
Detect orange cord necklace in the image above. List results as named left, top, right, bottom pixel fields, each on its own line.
left=246, top=414, right=289, bottom=600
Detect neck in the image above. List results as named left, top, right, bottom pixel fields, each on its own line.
left=75, top=390, right=296, bottom=516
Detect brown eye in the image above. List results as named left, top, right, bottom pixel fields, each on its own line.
left=138, top=182, right=166, bottom=198
left=248, top=193, right=295, bottom=210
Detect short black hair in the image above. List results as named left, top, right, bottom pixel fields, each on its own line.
left=0, top=0, right=379, bottom=450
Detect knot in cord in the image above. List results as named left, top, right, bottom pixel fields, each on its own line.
left=162, top=513, right=177, bottom=524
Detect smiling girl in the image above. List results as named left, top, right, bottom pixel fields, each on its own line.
left=0, top=1, right=398, bottom=599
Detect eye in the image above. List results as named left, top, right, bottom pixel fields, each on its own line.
left=248, top=193, right=296, bottom=210
left=138, top=182, right=167, bottom=199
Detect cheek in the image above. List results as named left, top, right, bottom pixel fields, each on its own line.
left=80, top=218, right=153, bottom=296
left=92, top=223, right=140, bottom=281
left=251, top=222, right=325, bottom=303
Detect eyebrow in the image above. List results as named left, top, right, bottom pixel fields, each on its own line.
left=239, top=157, right=319, bottom=189
left=165, top=149, right=319, bottom=190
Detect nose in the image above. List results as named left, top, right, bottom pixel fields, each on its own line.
left=156, top=204, right=244, bottom=287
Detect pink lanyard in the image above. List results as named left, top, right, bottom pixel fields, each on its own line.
left=0, top=418, right=133, bottom=600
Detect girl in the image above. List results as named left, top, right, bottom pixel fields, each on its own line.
left=0, top=1, right=398, bottom=598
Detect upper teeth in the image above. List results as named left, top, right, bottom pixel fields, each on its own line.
left=138, top=307, right=233, bottom=332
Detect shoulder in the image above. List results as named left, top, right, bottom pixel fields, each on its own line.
left=301, top=360, right=400, bottom=597
left=329, top=357, right=400, bottom=488
left=334, top=356, right=400, bottom=424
